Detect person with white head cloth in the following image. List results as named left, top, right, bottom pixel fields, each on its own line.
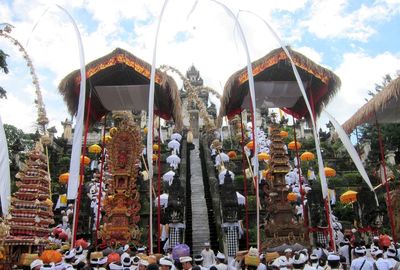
left=372, top=249, right=392, bottom=270
left=194, top=255, right=208, bottom=270
left=350, top=247, right=373, bottom=270
left=292, top=252, right=307, bottom=269
left=180, top=256, right=193, bottom=270
left=31, top=259, right=43, bottom=270
left=160, top=257, right=175, bottom=270
left=385, top=247, right=399, bottom=269
left=201, top=242, right=215, bottom=268
left=304, top=253, right=323, bottom=270
left=327, top=254, right=342, bottom=270
left=338, top=239, right=351, bottom=268
left=40, top=263, right=55, bottom=270
left=273, top=248, right=293, bottom=270
left=213, top=252, right=227, bottom=270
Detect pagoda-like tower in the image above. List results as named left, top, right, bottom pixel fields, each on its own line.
left=100, top=120, right=143, bottom=246
left=263, top=124, right=306, bottom=248
left=7, top=146, right=54, bottom=245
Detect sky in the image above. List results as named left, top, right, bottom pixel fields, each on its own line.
left=0, top=0, right=400, bottom=136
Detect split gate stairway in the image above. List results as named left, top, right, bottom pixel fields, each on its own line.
left=187, top=138, right=213, bottom=256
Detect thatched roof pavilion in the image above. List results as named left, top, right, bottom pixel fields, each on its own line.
left=58, top=48, right=182, bottom=130
left=217, top=47, right=341, bottom=126
left=342, top=77, right=400, bottom=133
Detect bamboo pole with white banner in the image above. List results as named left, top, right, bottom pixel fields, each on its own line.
left=0, top=115, right=11, bottom=216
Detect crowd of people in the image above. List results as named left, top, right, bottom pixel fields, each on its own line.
left=28, top=236, right=400, bottom=270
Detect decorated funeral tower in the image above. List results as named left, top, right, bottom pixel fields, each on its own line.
left=99, top=120, right=143, bottom=246
left=263, top=122, right=306, bottom=248
left=6, top=144, right=54, bottom=248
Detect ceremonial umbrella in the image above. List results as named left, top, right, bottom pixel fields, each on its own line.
left=340, top=190, right=358, bottom=204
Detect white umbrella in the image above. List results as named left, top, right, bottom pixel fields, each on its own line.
left=168, top=139, right=180, bottom=154
left=171, top=133, right=182, bottom=142
left=154, top=193, right=169, bottom=208
left=163, top=170, right=175, bottom=185
left=166, top=154, right=181, bottom=169
left=218, top=169, right=235, bottom=185
left=215, top=152, right=229, bottom=166
left=236, top=192, right=245, bottom=205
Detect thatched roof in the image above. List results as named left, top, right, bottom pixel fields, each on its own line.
left=342, top=77, right=400, bottom=134
left=58, top=48, right=182, bottom=130
left=217, top=47, right=341, bottom=126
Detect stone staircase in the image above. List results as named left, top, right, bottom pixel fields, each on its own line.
left=189, top=139, right=213, bottom=256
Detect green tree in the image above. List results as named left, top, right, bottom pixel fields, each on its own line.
left=0, top=49, right=9, bottom=99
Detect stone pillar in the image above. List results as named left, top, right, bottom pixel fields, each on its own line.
left=361, top=140, right=371, bottom=163
left=189, top=110, right=199, bottom=138
left=386, top=150, right=396, bottom=166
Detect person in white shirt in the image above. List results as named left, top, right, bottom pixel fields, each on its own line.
left=257, top=254, right=266, bottom=270
left=201, top=242, right=216, bottom=268
left=386, top=247, right=400, bottom=269
left=327, top=254, right=342, bottom=270
left=338, top=239, right=351, bottom=267
left=193, top=255, right=208, bottom=270
left=350, top=247, right=373, bottom=270
left=214, top=252, right=227, bottom=270
left=373, top=250, right=392, bottom=270
left=304, top=254, right=323, bottom=270
left=273, top=249, right=293, bottom=270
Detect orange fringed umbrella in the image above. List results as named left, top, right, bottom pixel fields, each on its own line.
left=40, top=250, right=62, bottom=263
left=287, top=192, right=298, bottom=202
left=246, top=141, right=254, bottom=149
left=258, top=152, right=270, bottom=161
left=80, top=155, right=91, bottom=166
left=300, top=151, right=315, bottom=161
left=288, top=141, right=301, bottom=150
left=88, top=144, right=102, bottom=154
left=279, top=130, right=288, bottom=138
left=227, top=151, right=237, bottom=159
left=324, top=167, right=336, bottom=177
left=58, top=173, right=69, bottom=184
left=340, top=190, right=357, bottom=204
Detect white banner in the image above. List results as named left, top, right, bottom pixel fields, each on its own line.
left=324, top=109, right=378, bottom=204
left=0, top=115, right=11, bottom=216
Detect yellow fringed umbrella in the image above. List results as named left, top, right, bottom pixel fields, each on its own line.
left=340, top=190, right=358, bottom=204
left=258, top=152, right=270, bottom=161
left=105, top=135, right=112, bottom=143
left=153, top=144, right=159, bottom=151
left=88, top=144, right=102, bottom=154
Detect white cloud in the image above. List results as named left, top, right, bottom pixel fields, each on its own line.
left=296, top=46, right=323, bottom=63
left=325, top=51, right=400, bottom=125
left=302, top=0, right=400, bottom=41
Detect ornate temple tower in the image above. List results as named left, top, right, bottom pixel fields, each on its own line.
left=181, top=65, right=208, bottom=138
left=263, top=124, right=306, bottom=248
left=100, top=120, right=143, bottom=246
